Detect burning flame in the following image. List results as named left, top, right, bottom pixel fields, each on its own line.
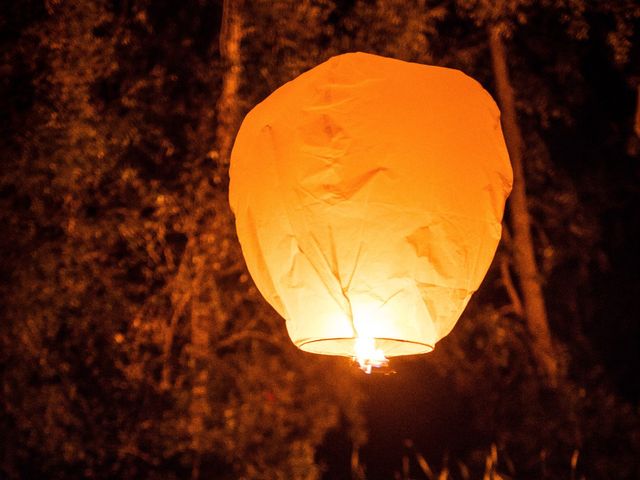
left=353, top=337, right=388, bottom=374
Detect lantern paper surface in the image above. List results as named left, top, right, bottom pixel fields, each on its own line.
left=229, top=52, right=512, bottom=360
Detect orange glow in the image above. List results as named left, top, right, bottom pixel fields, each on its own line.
left=353, top=337, right=388, bottom=374
left=229, top=52, right=512, bottom=363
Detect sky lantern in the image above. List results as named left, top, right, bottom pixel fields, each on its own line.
left=229, top=52, right=512, bottom=373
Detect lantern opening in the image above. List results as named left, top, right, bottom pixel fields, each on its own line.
left=298, top=337, right=434, bottom=357
left=353, top=337, right=388, bottom=374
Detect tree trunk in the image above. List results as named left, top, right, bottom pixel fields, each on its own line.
left=189, top=2, right=244, bottom=478
left=488, top=24, right=560, bottom=385
left=216, top=0, right=244, bottom=171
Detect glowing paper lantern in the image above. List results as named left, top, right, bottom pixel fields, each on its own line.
left=229, top=52, right=512, bottom=371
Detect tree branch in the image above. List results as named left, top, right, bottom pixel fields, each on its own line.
left=499, top=253, right=524, bottom=318
left=215, top=330, right=284, bottom=352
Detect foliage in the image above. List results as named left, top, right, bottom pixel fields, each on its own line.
left=1, top=0, right=639, bottom=478
left=0, top=1, right=363, bottom=478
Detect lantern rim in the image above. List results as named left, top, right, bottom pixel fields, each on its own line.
left=297, top=337, right=434, bottom=358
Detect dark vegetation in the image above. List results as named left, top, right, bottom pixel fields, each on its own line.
left=1, top=1, right=639, bottom=478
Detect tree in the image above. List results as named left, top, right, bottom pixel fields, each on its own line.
left=453, top=0, right=571, bottom=384
left=488, top=22, right=560, bottom=384
left=421, top=1, right=640, bottom=475
left=0, top=1, right=364, bottom=478
left=184, top=0, right=246, bottom=472
left=452, top=0, right=639, bottom=388
left=216, top=0, right=245, bottom=170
